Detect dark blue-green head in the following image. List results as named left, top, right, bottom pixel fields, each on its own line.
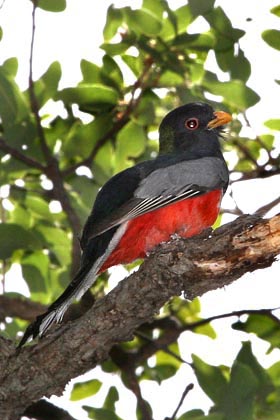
left=159, top=102, right=232, bottom=158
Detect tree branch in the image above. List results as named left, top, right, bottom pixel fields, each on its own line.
left=0, top=292, right=94, bottom=323
left=0, top=295, right=46, bottom=322
left=0, top=214, right=279, bottom=419
left=255, top=196, right=280, bottom=216
left=0, top=137, right=45, bottom=170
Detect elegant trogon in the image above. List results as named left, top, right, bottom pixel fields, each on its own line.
left=19, top=102, right=231, bottom=347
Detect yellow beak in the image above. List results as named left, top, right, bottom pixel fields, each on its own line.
left=207, top=111, right=232, bottom=129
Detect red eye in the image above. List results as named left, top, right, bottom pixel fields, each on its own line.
left=185, top=117, right=199, bottom=130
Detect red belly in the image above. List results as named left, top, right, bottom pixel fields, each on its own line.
left=101, top=189, right=222, bottom=272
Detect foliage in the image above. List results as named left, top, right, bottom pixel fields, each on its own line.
left=0, top=1, right=280, bottom=419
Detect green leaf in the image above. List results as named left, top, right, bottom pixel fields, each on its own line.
left=177, top=410, right=205, bottom=420
left=100, top=42, right=130, bottom=56
left=2, top=57, right=18, bottom=78
left=203, top=71, right=260, bottom=109
left=175, top=5, right=194, bottom=34
left=188, top=0, right=215, bottom=17
left=101, top=55, right=123, bottom=89
left=83, top=406, right=122, bottom=420
left=103, top=5, right=123, bottom=41
left=70, top=379, right=102, bottom=401
left=123, top=8, right=162, bottom=36
left=219, top=342, right=274, bottom=419
left=0, top=27, right=2, bottom=42
left=268, top=361, right=280, bottom=387
left=156, top=342, right=182, bottom=370
left=264, top=119, right=280, bottom=130
left=259, top=134, right=274, bottom=151
left=234, top=159, right=255, bottom=172
left=33, top=61, right=62, bottom=108
left=0, top=224, right=41, bottom=259
left=0, top=69, right=20, bottom=129
left=121, top=54, right=143, bottom=77
left=115, top=121, right=146, bottom=171
left=236, top=342, right=273, bottom=394
left=233, top=314, right=280, bottom=352
left=171, top=297, right=200, bottom=321
left=179, top=412, right=224, bottom=420
left=21, top=251, right=49, bottom=296
left=22, top=250, right=49, bottom=280
left=189, top=62, right=205, bottom=84
left=141, top=364, right=177, bottom=384
left=170, top=296, right=217, bottom=340
left=173, top=33, right=215, bottom=50
left=104, top=386, right=119, bottom=411
left=69, top=176, right=98, bottom=215
left=3, top=118, right=38, bottom=157
left=207, top=7, right=245, bottom=41
left=36, top=225, right=71, bottom=267
left=271, top=5, right=280, bottom=17
left=205, top=7, right=245, bottom=50
left=142, top=0, right=165, bottom=17
left=221, top=362, right=258, bottom=420
left=216, top=49, right=251, bottom=82
left=262, top=29, right=280, bottom=50
left=57, top=84, right=119, bottom=112
left=62, top=113, right=113, bottom=159
left=9, top=205, right=33, bottom=229
left=158, top=70, right=184, bottom=87
left=192, top=355, right=228, bottom=405
left=25, top=195, right=52, bottom=220
left=92, top=141, right=114, bottom=184
left=132, top=92, right=158, bottom=125
left=80, top=59, right=102, bottom=84
left=37, top=0, right=66, bottom=12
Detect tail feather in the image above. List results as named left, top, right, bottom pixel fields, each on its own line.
left=17, top=260, right=98, bottom=348
left=18, top=222, right=129, bottom=348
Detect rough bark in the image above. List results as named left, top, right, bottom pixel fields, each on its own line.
left=0, top=213, right=279, bottom=420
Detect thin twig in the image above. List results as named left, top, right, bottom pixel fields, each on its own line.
left=166, top=383, right=194, bottom=420
left=110, top=346, right=153, bottom=420
left=29, top=1, right=54, bottom=163
left=182, top=307, right=280, bottom=332
left=254, top=196, right=280, bottom=217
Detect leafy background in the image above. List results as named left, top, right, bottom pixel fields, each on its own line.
left=0, top=0, right=280, bottom=419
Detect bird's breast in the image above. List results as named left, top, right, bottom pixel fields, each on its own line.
left=100, top=189, right=222, bottom=272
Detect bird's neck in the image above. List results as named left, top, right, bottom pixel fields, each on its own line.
left=159, top=127, right=224, bottom=159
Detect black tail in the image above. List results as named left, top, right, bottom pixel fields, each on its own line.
left=17, top=225, right=123, bottom=347
left=17, top=259, right=96, bottom=348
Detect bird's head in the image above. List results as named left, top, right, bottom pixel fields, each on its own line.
left=158, top=102, right=232, bottom=157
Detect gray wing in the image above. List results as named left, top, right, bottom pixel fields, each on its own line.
left=88, top=156, right=228, bottom=239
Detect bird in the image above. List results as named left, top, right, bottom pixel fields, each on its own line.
left=18, top=101, right=231, bottom=347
